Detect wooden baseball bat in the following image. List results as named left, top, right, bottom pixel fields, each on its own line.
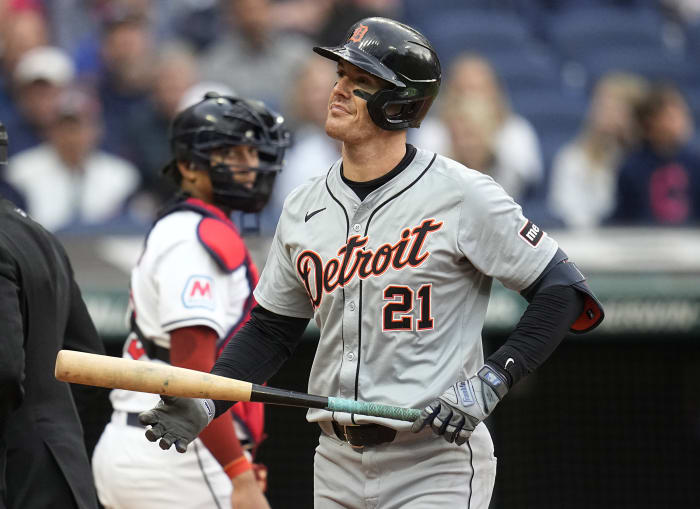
left=55, top=350, right=420, bottom=422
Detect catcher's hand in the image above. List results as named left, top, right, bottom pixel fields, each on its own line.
left=411, top=365, right=508, bottom=445
left=139, top=396, right=214, bottom=452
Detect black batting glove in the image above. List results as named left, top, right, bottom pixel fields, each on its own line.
left=139, top=395, right=214, bottom=453
left=411, top=365, right=508, bottom=445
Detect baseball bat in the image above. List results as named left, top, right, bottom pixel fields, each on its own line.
left=55, top=350, right=420, bottom=422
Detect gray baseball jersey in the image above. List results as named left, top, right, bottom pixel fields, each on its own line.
left=254, top=147, right=557, bottom=431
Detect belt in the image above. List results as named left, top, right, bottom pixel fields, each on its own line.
left=332, top=421, right=397, bottom=448
left=124, top=411, right=255, bottom=450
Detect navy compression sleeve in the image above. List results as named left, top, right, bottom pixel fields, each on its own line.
left=211, top=305, right=309, bottom=417
left=486, top=285, right=584, bottom=387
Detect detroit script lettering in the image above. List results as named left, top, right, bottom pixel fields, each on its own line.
left=296, top=218, right=443, bottom=308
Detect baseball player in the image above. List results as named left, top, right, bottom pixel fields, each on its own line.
left=92, top=93, right=290, bottom=509
left=139, top=18, right=604, bottom=508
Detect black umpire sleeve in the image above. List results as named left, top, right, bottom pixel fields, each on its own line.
left=62, top=274, right=110, bottom=459
left=0, top=250, right=25, bottom=438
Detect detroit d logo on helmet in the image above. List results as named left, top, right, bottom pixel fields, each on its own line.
left=349, top=24, right=368, bottom=42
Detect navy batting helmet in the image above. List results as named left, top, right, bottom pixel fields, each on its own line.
left=313, top=17, right=441, bottom=130
left=165, top=93, right=290, bottom=213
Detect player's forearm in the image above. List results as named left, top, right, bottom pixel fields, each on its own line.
left=170, top=326, right=251, bottom=476
left=211, top=305, right=309, bottom=417
left=486, top=285, right=583, bottom=387
left=198, top=411, right=251, bottom=478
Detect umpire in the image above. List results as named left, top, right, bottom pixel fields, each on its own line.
left=0, top=121, right=105, bottom=509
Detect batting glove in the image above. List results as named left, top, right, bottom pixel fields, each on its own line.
left=411, top=365, right=508, bottom=445
left=139, top=395, right=215, bottom=453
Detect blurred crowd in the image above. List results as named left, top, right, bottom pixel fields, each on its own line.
left=0, top=0, right=699, bottom=234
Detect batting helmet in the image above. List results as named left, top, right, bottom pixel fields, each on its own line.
left=313, top=17, right=441, bottom=130
left=165, top=93, right=290, bottom=213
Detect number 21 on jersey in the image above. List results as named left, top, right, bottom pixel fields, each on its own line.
left=382, top=284, right=434, bottom=331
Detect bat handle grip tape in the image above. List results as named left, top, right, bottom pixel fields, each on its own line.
left=326, top=397, right=421, bottom=422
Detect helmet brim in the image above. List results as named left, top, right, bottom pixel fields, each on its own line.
left=313, top=45, right=406, bottom=88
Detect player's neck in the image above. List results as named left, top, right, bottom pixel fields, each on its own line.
left=341, top=134, right=407, bottom=182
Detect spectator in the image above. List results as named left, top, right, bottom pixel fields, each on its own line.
left=0, top=121, right=25, bottom=209
left=0, top=10, right=50, bottom=151
left=122, top=42, right=200, bottom=211
left=5, top=87, right=141, bottom=231
left=177, top=81, right=236, bottom=112
left=548, top=72, right=648, bottom=228
left=95, top=8, right=156, bottom=159
left=5, top=46, right=76, bottom=156
left=413, top=53, right=543, bottom=201
left=260, top=56, right=341, bottom=233
left=269, top=0, right=394, bottom=45
left=0, top=7, right=48, bottom=81
left=442, top=94, right=505, bottom=184
left=199, top=0, right=310, bottom=110
left=609, top=83, right=700, bottom=225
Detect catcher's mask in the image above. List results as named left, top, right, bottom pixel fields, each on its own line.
left=313, top=17, right=441, bottom=131
left=164, top=92, right=290, bottom=213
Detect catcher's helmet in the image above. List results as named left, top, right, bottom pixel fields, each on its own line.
left=314, top=17, right=441, bottom=130
left=165, top=93, right=290, bottom=213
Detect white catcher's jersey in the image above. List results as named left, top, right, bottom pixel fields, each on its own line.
left=254, top=147, right=558, bottom=430
left=111, top=209, right=254, bottom=413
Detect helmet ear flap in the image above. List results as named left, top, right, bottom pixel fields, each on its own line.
left=353, top=88, right=426, bottom=131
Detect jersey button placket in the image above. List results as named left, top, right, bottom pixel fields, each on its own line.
left=340, top=279, right=359, bottom=399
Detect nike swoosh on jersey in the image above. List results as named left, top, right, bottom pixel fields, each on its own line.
left=305, top=207, right=326, bottom=222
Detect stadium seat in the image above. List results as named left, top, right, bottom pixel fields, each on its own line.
left=401, top=0, right=508, bottom=29
left=418, top=11, right=534, bottom=68
left=582, top=47, right=700, bottom=90
left=684, top=21, right=700, bottom=63
left=509, top=89, right=587, bottom=171
left=545, top=6, right=665, bottom=60
left=488, top=49, right=564, bottom=97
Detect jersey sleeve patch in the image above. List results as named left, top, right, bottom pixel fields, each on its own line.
left=519, top=220, right=544, bottom=247
left=197, top=217, right=247, bottom=273
left=181, top=275, right=216, bottom=309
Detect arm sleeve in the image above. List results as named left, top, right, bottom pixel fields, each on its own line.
left=485, top=285, right=584, bottom=387
left=0, top=252, right=24, bottom=436
left=170, top=326, right=250, bottom=478
left=211, top=305, right=309, bottom=417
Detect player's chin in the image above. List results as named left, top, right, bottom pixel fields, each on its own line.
left=324, top=117, right=349, bottom=141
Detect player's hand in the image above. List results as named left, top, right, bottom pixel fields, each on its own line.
left=411, top=365, right=508, bottom=445
left=231, top=469, right=271, bottom=509
left=138, top=396, right=214, bottom=453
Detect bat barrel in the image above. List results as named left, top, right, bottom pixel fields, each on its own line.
left=55, top=350, right=253, bottom=402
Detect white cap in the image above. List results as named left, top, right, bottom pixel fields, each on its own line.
left=14, top=46, right=76, bottom=87
left=177, top=81, right=236, bottom=112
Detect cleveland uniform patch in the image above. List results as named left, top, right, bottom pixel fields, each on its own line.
left=519, top=220, right=544, bottom=247
left=182, top=275, right=215, bottom=309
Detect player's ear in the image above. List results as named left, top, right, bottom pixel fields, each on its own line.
left=177, top=161, right=197, bottom=182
